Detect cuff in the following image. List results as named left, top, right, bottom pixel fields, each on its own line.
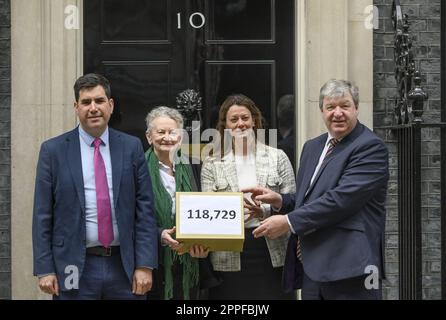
left=272, top=205, right=282, bottom=214
left=261, top=203, right=271, bottom=219
left=136, top=266, right=153, bottom=271
left=37, top=273, right=56, bottom=279
left=286, top=215, right=296, bottom=234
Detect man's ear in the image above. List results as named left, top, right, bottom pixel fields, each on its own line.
left=109, top=98, right=114, bottom=114
left=73, top=102, right=79, bottom=113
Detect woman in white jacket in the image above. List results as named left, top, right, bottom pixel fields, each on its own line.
left=201, top=94, right=296, bottom=299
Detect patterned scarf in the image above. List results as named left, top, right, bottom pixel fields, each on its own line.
left=145, top=148, right=199, bottom=300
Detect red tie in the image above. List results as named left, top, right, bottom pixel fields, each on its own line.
left=93, top=138, right=114, bottom=247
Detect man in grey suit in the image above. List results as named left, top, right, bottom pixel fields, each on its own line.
left=244, top=79, right=389, bottom=299
left=33, top=73, right=158, bottom=299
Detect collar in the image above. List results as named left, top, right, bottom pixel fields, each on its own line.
left=79, top=125, right=109, bottom=147
left=324, top=133, right=341, bottom=147
left=158, top=160, right=175, bottom=173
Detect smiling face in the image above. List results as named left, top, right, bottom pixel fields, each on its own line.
left=321, top=92, right=359, bottom=139
left=146, top=116, right=181, bottom=156
left=225, top=104, right=255, bottom=138
left=74, top=85, right=114, bottom=137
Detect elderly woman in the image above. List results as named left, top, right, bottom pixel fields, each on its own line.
left=201, top=94, right=296, bottom=299
left=144, top=106, right=209, bottom=300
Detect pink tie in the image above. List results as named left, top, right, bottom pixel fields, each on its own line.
left=93, top=138, right=114, bottom=247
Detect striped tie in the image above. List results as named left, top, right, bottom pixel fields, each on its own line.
left=324, top=138, right=339, bottom=161
left=296, top=138, right=340, bottom=261
left=296, top=237, right=302, bottom=261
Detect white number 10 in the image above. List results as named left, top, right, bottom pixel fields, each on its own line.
left=177, top=12, right=206, bottom=29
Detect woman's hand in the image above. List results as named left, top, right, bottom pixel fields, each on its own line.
left=244, top=197, right=264, bottom=222
left=185, top=245, right=209, bottom=258
left=161, top=226, right=183, bottom=251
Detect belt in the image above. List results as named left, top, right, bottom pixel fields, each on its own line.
left=86, top=246, right=120, bottom=257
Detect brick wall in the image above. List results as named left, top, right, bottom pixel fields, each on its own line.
left=0, top=0, right=11, bottom=300
left=373, top=0, right=442, bottom=300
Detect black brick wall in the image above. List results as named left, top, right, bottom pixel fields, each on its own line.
left=0, top=0, right=11, bottom=300
left=374, top=0, right=442, bottom=300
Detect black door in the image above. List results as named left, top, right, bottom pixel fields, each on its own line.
left=84, top=0, right=295, bottom=156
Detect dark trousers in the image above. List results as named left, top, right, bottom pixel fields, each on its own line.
left=54, top=254, right=145, bottom=300
left=301, top=272, right=382, bottom=300
left=147, top=262, right=200, bottom=300
left=209, top=229, right=295, bottom=300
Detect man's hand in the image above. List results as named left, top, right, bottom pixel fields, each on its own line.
left=132, top=268, right=153, bottom=295
left=252, top=215, right=290, bottom=239
left=38, top=274, right=59, bottom=296
left=241, top=186, right=283, bottom=209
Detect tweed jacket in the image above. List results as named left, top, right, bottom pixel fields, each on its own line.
left=201, top=143, right=296, bottom=272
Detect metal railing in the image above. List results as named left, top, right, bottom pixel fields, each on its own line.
left=389, top=0, right=445, bottom=300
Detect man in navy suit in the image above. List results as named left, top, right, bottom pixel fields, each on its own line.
left=245, top=79, right=389, bottom=299
left=33, top=73, right=158, bottom=299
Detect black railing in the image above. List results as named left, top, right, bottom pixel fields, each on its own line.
left=389, top=0, right=445, bottom=300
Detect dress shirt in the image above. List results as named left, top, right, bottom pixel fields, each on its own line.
left=286, top=133, right=340, bottom=234
left=79, top=126, right=119, bottom=248
left=158, top=161, right=176, bottom=218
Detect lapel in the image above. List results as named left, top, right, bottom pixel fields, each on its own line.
left=296, top=135, right=326, bottom=205
left=66, top=127, right=85, bottom=212
left=255, top=144, right=269, bottom=187
left=221, top=152, right=239, bottom=191
left=109, top=128, right=123, bottom=209
left=305, top=122, right=365, bottom=198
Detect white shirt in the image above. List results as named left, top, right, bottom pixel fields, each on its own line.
left=234, top=153, right=260, bottom=228
left=287, top=133, right=340, bottom=234
left=158, top=161, right=176, bottom=218
left=308, top=133, right=337, bottom=190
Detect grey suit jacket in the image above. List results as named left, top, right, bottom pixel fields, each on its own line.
left=201, top=143, right=296, bottom=272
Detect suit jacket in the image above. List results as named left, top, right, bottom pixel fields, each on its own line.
left=201, top=143, right=296, bottom=271
left=281, top=122, right=389, bottom=292
left=32, top=127, right=158, bottom=291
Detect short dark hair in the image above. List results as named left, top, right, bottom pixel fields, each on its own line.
left=73, top=73, right=111, bottom=102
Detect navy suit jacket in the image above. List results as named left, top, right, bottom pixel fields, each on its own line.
left=281, top=122, right=389, bottom=292
left=32, top=127, right=158, bottom=291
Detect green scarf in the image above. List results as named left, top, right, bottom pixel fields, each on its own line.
left=145, top=148, right=199, bottom=300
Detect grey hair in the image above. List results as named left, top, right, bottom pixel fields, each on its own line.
left=145, top=106, right=184, bottom=133
left=319, top=79, right=359, bottom=109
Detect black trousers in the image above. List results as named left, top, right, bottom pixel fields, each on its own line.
left=209, top=229, right=294, bottom=300
left=147, top=261, right=199, bottom=300
left=302, top=272, right=382, bottom=300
